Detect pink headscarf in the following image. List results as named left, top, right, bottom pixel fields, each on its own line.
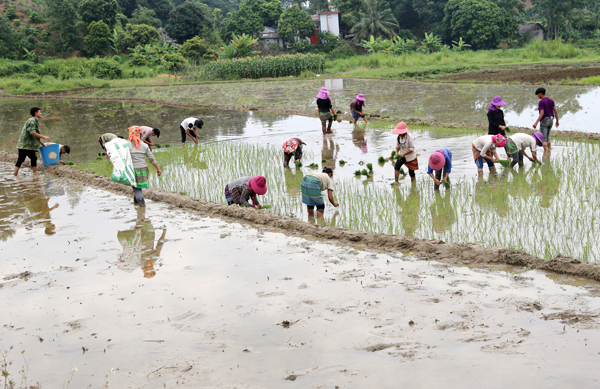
left=316, top=87, right=329, bottom=100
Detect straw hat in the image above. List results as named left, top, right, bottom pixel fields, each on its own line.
left=392, top=122, right=408, bottom=135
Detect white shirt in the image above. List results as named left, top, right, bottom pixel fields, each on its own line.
left=139, top=126, right=153, bottom=140
left=473, top=135, right=496, bottom=156
left=181, top=117, right=199, bottom=130
left=307, top=173, right=334, bottom=191
left=510, top=133, right=537, bottom=153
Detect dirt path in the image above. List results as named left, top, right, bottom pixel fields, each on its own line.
left=3, top=150, right=600, bottom=283
left=442, top=65, right=600, bottom=83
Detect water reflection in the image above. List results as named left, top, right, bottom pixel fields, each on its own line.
left=284, top=168, right=303, bottom=197
left=352, top=129, right=368, bottom=154
left=535, top=150, right=560, bottom=209
left=395, top=184, right=421, bottom=237
left=430, top=191, right=455, bottom=233
left=117, top=207, right=167, bottom=278
left=322, top=136, right=339, bottom=170
left=20, top=180, right=59, bottom=235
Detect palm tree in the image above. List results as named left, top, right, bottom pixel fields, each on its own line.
left=351, top=0, right=399, bottom=42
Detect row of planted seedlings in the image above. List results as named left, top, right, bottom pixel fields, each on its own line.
left=77, top=135, right=600, bottom=263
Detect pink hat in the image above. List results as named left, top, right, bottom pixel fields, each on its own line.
left=493, top=134, right=507, bottom=147
left=356, top=94, right=366, bottom=105
left=249, top=176, right=267, bottom=195
left=392, top=122, right=408, bottom=135
left=429, top=150, right=446, bottom=171
left=531, top=131, right=543, bottom=146
left=316, top=87, right=329, bottom=100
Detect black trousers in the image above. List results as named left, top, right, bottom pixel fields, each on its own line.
left=15, top=149, right=37, bottom=168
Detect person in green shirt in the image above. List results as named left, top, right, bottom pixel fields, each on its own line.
left=14, top=107, right=51, bottom=176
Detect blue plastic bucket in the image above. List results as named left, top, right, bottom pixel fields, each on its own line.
left=39, top=143, right=60, bottom=166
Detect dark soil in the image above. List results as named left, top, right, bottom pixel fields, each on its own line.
left=442, top=66, right=600, bottom=83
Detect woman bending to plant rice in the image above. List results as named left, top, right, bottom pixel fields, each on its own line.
left=507, top=132, right=543, bottom=168
left=427, top=148, right=452, bottom=190
left=301, top=167, right=338, bottom=218
left=392, top=122, right=418, bottom=183
left=224, top=176, right=267, bottom=209
left=128, top=126, right=162, bottom=207
left=282, top=138, right=306, bottom=168
left=350, top=94, right=367, bottom=125
left=472, top=134, right=506, bottom=177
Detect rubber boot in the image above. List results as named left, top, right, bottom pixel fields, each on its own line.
left=133, top=188, right=146, bottom=207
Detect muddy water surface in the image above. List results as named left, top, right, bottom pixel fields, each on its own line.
left=2, top=165, right=600, bottom=387
left=76, top=79, right=600, bottom=133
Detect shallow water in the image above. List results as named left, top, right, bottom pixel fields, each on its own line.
left=76, top=78, right=600, bottom=133
left=2, top=165, right=600, bottom=387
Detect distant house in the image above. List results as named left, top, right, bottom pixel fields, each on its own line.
left=310, top=11, right=340, bottom=44
left=260, top=26, right=285, bottom=47
left=518, top=23, right=545, bottom=40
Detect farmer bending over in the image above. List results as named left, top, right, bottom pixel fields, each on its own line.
left=472, top=134, right=506, bottom=177
left=58, top=144, right=71, bottom=164
left=14, top=107, right=51, bottom=176
left=428, top=148, right=452, bottom=190
left=282, top=138, right=306, bottom=168
left=533, top=87, right=559, bottom=150
left=98, top=133, right=125, bottom=157
left=180, top=117, right=203, bottom=146
left=139, top=126, right=160, bottom=150
left=224, top=176, right=267, bottom=209
left=507, top=132, right=543, bottom=168
left=350, top=94, right=367, bottom=124
left=393, top=122, right=418, bottom=183
left=301, top=167, right=338, bottom=218
left=128, top=126, right=162, bottom=207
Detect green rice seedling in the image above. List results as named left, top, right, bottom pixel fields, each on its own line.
left=165, top=144, right=171, bottom=148
left=348, top=120, right=353, bottom=124
left=66, top=161, right=75, bottom=166
left=497, top=160, right=510, bottom=168
left=339, top=160, right=346, bottom=165
left=295, top=160, right=303, bottom=167
left=97, top=152, right=102, bottom=156
left=504, top=126, right=511, bottom=132
left=155, top=144, right=161, bottom=148
left=378, top=156, right=386, bottom=163
left=333, top=114, right=338, bottom=121
left=354, top=170, right=361, bottom=176
left=361, top=169, right=369, bottom=176
left=399, top=168, right=406, bottom=175
left=322, top=158, right=327, bottom=163
left=309, top=163, right=319, bottom=169
left=442, top=181, right=450, bottom=189
left=391, top=150, right=396, bottom=158
left=366, top=163, right=373, bottom=171
left=261, top=205, right=272, bottom=209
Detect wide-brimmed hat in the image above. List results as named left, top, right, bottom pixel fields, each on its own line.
left=493, top=134, right=507, bottom=147
left=531, top=131, right=543, bottom=146
left=356, top=94, right=366, bottom=102
left=429, top=150, right=446, bottom=171
left=316, top=87, right=329, bottom=99
left=392, top=122, right=408, bottom=135
left=491, top=96, right=507, bottom=107
left=249, top=176, right=267, bottom=195
left=282, top=139, right=299, bottom=153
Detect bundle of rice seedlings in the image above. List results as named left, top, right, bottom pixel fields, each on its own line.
left=66, top=161, right=75, bottom=166
left=399, top=168, right=406, bottom=175
left=322, top=158, right=327, bottom=163
left=497, top=160, right=510, bottom=168
left=261, top=205, right=272, bottom=209
left=295, top=160, right=303, bottom=167
left=155, top=144, right=162, bottom=148
left=339, top=160, right=346, bottom=165
left=366, top=163, right=373, bottom=171
left=442, top=181, right=450, bottom=189
left=378, top=156, right=386, bottom=163
left=333, top=114, right=338, bottom=121
left=165, top=144, right=171, bottom=148
left=504, top=126, right=511, bottom=132
left=361, top=169, right=369, bottom=176
left=354, top=170, right=361, bottom=176
left=309, top=163, right=319, bottom=169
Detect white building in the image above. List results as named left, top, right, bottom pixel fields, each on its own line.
left=314, top=11, right=340, bottom=36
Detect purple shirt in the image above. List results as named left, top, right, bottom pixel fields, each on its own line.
left=538, top=97, right=555, bottom=119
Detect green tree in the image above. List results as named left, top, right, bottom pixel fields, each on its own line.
left=166, top=1, right=215, bottom=43
left=179, top=36, right=211, bottom=59
left=443, top=0, right=516, bottom=49
left=277, top=6, right=316, bottom=40
left=221, top=9, right=263, bottom=38
left=138, top=0, right=174, bottom=23
left=331, top=0, right=362, bottom=35
left=351, top=0, right=398, bottom=41
left=532, top=0, right=583, bottom=39
left=47, top=0, right=82, bottom=53
left=84, top=20, right=113, bottom=55
left=79, top=0, right=119, bottom=28
left=117, top=0, right=137, bottom=17
left=0, top=15, right=19, bottom=58
left=130, top=6, right=162, bottom=27
left=200, top=0, right=239, bottom=14
left=122, top=23, right=160, bottom=48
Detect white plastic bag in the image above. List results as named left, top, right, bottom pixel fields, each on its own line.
left=106, top=138, right=136, bottom=187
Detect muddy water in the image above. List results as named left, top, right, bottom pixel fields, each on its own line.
left=2, top=165, right=600, bottom=387
left=76, top=79, right=600, bottom=133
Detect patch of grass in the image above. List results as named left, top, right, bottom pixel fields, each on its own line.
left=339, top=160, right=346, bottom=165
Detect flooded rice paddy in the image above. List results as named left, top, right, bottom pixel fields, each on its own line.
left=2, top=98, right=599, bottom=262
left=75, top=78, right=600, bottom=133
left=2, top=164, right=600, bottom=387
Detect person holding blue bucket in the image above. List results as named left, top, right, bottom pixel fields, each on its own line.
left=14, top=107, right=52, bottom=176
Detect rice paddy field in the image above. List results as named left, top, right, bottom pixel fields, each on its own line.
left=74, top=78, right=600, bottom=133
left=1, top=97, right=598, bottom=263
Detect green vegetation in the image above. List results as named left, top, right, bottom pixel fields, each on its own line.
left=339, top=160, right=346, bottom=165
left=295, top=160, right=303, bottom=167
left=378, top=156, right=386, bottom=163
left=202, top=54, right=325, bottom=79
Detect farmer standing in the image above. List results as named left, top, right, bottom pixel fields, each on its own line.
left=14, top=107, right=51, bottom=176
left=138, top=126, right=160, bottom=150
left=224, top=176, right=267, bottom=208
left=472, top=134, right=506, bottom=176
left=350, top=94, right=367, bottom=124
left=427, top=148, right=452, bottom=190
left=316, top=87, right=335, bottom=134
left=128, top=126, right=162, bottom=206
left=487, top=96, right=508, bottom=136
left=300, top=167, right=338, bottom=217
left=180, top=117, right=203, bottom=146
left=533, top=87, right=559, bottom=150
left=282, top=138, right=306, bottom=168
left=393, top=122, right=418, bottom=183
left=507, top=132, right=543, bottom=168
